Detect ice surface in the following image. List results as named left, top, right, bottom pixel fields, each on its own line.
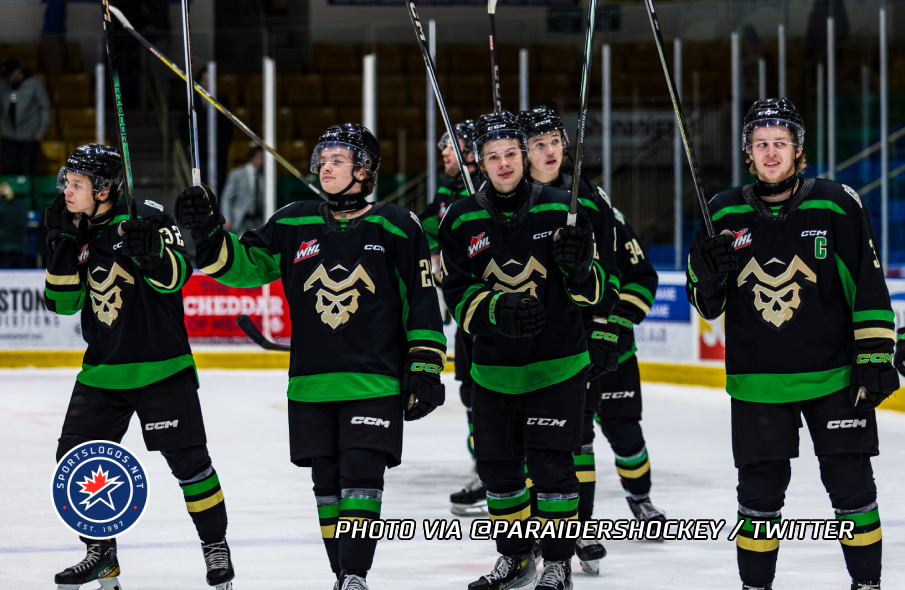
left=1, top=369, right=902, bottom=589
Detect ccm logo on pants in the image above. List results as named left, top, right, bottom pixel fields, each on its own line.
left=145, top=420, right=179, bottom=431
left=601, top=391, right=635, bottom=400
left=351, top=416, right=391, bottom=428
left=526, top=418, right=566, bottom=427
left=827, top=419, right=868, bottom=429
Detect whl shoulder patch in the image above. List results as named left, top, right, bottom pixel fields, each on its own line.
left=613, top=207, right=626, bottom=225
left=409, top=210, right=423, bottom=229
left=143, top=200, right=164, bottom=212
left=842, top=185, right=862, bottom=209
left=596, top=186, right=612, bottom=208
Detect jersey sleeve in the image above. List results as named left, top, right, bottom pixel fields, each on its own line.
left=194, top=219, right=282, bottom=288
left=563, top=209, right=607, bottom=308
left=613, top=217, right=659, bottom=325
left=832, top=191, right=895, bottom=356
left=418, top=199, right=442, bottom=253
left=139, top=209, right=192, bottom=294
left=437, top=209, right=495, bottom=337
left=685, top=227, right=727, bottom=320
left=392, top=212, right=448, bottom=362
left=579, top=187, right=619, bottom=316
left=44, top=240, right=86, bottom=316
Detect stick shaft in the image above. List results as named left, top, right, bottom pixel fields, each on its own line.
left=643, top=0, right=713, bottom=236
left=488, top=9, right=501, bottom=113
left=179, top=0, right=201, bottom=186
left=407, top=0, right=475, bottom=195
left=568, top=0, right=597, bottom=226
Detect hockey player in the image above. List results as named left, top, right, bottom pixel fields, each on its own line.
left=175, top=124, right=446, bottom=590
left=685, top=99, right=895, bottom=590
left=417, top=119, right=486, bottom=515
left=44, top=144, right=234, bottom=590
left=439, top=111, right=608, bottom=590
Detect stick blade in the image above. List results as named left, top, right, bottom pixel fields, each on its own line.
left=236, top=314, right=290, bottom=351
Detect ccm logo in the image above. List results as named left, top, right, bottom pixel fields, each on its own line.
left=533, top=231, right=553, bottom=240
left=526, top=418, right=566, bottom=427
left=364, top=244, right=385, bottom=252
left=802, top=230, right=827, bottom=237
left=601, top=391, right=635, bottom=400
left=827, top=419, right=868, bottom=429
left=145, top=420, right=179, bottom=431
left=351, top=416, right=390, bottom=428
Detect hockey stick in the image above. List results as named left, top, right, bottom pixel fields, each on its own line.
left=567, top=0, right=597, bottom=227
left=179, top=0, right=201, bottom=187
left=488, top=0, right=501, bottom=113
left=236, top=314, right=290, bottom=351
left=101, top=0, right=137, bottom=220
left=406, top=0, right=475, bottom=196
left=107, top=6, right=327, bottom=201
left=643, top=0, right=713, bottom=236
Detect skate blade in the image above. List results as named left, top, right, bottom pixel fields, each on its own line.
left=57, top=578, right=122, bottom=590
left=450, top=502, right=487, bottom=517
left=212, top=582, right=233, bottom=590
left=579, top=559, right=600, bottom=576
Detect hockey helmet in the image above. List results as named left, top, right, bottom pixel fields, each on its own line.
left=311, top=123, right=381, bottom=174
left=473, top=111, right=528, bottom=162
left=57, top=144, right=123, bottom=197
left=517, top=106, right=570, bottom=148
left=438, top=119, right=477, bottom=153
left=742, top=98, right=805, bottom=151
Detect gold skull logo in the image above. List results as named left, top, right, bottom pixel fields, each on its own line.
left=737, top=256, right=816, bottom=329
left=304, top=264, right=376, bottom=330
left=88, top=263, right=135, bottom=327
left=482, top=257, right=547, bottom=297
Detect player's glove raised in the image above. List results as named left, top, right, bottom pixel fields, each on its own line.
left=44, top=193, right=85, bottom=255
left=174, top=184, right=225, bottom=244
left=485, top=291, right=546, bottom=338
left=118, top=219, right=164, bottom=271
left=893, top=328, right=905, bottom=377
left=552, top=225, right=594, bottom=283
left=400, top=351, right=446, bottom=421
left=586, top=317, right=619, bottom=380
left=850, top=349, right=900, bottom=410
left=688, top=230, right=738, bottom=285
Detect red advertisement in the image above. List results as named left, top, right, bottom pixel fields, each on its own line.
left=698, top=316, right=726, bottom=361
left=182, top=272, right=291, bottom=345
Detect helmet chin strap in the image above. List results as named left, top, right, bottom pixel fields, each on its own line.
left=327, top=176, right=368, bottom=212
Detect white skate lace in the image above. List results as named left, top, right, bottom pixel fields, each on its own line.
left=71, top=544, right=106, bottom=573
left=538, top=562, right=567, bottom=587
left=341, top=574, right=369, bottom=590
left=202, top=540, right=230, bottom=571
left=854, top=583, right=880, bottom=590
left=464, top=475, right=484, bottom=493
left=482, top=556, right=514, bottom=582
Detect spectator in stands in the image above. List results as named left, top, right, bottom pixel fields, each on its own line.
left=0, top=58, right=51, bottom=176
left=221, top=146, right=265, bottom=236
left=0, top=182, right=29, bottom=268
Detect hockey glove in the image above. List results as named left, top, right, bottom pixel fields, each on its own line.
left=586, top=317, right=619, bottom=380
left=688, top=230, right=738, bottom=285
left=44, top=193, right=85, bottom=255
left=485, top=291, right=546, bottom=338
left=850, top=349, right=900, bottom=411
left=118, top=219, right=164, bottom=272
left=400, top=351, right=446, bottom=421
left=893, top=328, right=905, bottom=377
left=174, top=184, right=225, bottom=244
left=552, top=226, right=594, bottom=283
left=610, top=314, right=636, bottom=358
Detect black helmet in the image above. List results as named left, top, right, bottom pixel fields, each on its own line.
left=438, top=119, right=477, bottom=153
left=473, top=111, right=528, bottom=162
left=311, top=123, right=381, bottom=173
left=517, top=106, right=570, bottom=148
left=742, top=98, right=805, bottom=151
left=57, top=144, right=123, bottom=196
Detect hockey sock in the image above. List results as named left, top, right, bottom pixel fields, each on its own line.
left=524, top=461, right=539, bottom=517
left=178, top=465, right=227, bottom=544
left=836, top=503, right=882, bottom=582
left=467, top=412, right=475, bottom=459
left=574, top=444, right=596, bottom=521
left=338, top=488, right=382, bottom=571
left=736, top=507, right=782, bottom=588
left=486, top=488, right=534, bottom=555
left=316, top=495, right=341, bottom=575
left=526, top=448, right=580, bottom=561
left=614, top=446, right=651, bottom=497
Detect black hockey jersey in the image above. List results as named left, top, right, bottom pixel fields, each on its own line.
left=611, top=207, right=658, bottom=362
left=685, top=178, right=894, bottom=403
left=419, top=171, right=481, bottom=253
left=44, top=200, right=195, bottom=389
left=194, top=200, right=446, bottom=403
left=438, top=182, right=608, bottom=394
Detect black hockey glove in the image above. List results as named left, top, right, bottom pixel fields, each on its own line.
left=174, top=184, right=225, bottom=244
left=400, top=351, right=446, bottom=421
left=611, top=314, right=636, bottom=358
left=552, top=225, right=594, bottom=283
left=485, top=291, right=546, bottom=338
left=118, top=219, right=164, bottom=272
left=893, top=328, right=905, bottom=377
left=850, top=349, right=900, bottom=411
left=44, top=193, right=85, bottom=255
left=688, top=230, right=738, bottom=286
left=586, top=317, right=619, bottom=380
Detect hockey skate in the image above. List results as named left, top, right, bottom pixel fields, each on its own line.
left=535, top=560, right=572, bottom=590
left=54, top=538, right=121, bottom=590
left=468, top=553, right=537, bottom=590
left=852, top=581, right=880, bottom=590
left=450, top=473, right=487, bottom=516
left=201, top=538, right=235, bottom=589
left=574, top=538, right=606, bottom=575
left=741, top=585, right=771, bottom=590
left=338, top=570, right=369, bottom=590
left=626, top=495, right=667, bottom=524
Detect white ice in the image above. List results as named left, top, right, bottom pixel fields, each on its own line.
left=1, top=369, right=903, bottom=589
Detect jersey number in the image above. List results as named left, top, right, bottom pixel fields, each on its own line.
left=625, top=239, right=645, bottom=265
left=419, top=259, right=434, bottom=287
left=160, top=226, right=185, bottom=247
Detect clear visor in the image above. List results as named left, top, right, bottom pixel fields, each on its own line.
left=474, top=130, right=528, bottom=162
left=57, top=167, right=110, bottom=193
left=526, top=129, right=570, bottom=152
left=437, top=132, right=470, bottom=153
left=310, top=141, right=375, bottom=173
left=743, top=119, right=804, bottom=152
